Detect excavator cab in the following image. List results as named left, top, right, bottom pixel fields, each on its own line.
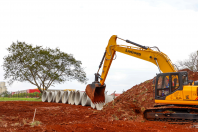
left=154, top=71, right=189, bottom=100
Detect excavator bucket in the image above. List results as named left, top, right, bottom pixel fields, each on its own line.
left=85, top=83, right=106, bottom=103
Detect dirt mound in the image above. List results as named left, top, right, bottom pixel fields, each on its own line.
left=99, top=69, right=198, bottom=121
left=99, top=79, right=154, bottom=121
left=179, top=68, right=198, bottom=81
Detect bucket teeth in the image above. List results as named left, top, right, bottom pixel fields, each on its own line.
left=94, top=101, right=105, bottom=104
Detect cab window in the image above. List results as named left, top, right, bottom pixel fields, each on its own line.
left=182, top=75, right=188, bottom=85
left=157, top=75, right=170, bottom=97
left=157, top=76, right=163, bottom=89
left=171, top=75, right=179, bottom=92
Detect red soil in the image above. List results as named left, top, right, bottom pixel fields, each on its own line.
left=1, top=69, right=198, bottom=131
left=0, top=101, right=197, bottom=132
left=100, top=69, right=198, bottom=122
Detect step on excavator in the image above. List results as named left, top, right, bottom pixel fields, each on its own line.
left=85, top=35, right=198, bottom=121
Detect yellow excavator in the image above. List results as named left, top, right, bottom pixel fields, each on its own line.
left=86, top=35, right=198, bottom=121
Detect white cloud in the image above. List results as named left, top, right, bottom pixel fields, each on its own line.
left=139, top=0, right=198, bottom=11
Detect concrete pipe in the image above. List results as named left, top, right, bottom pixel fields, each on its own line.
left=95, top=91, right=109, bottom=110
left=62, top=90, right=71, bottom=104
left=65, top=90, right=71, bottom=104
left=74, top=91, right=84, bottom=105
left=61, top=91, right=67, bottom=104
left=105, top=94, right=114, bottom=104
left=91, top=91, right=108, bottom=109
left=111, top=91, right=116, bottom=99
left=81, top=92, right=91, bottom=106
left=91, top=101, right=96, bottom=109
left=55, top=90, right=64, bottom=103
left=47, top=91, right=54, bottom=102
left=52, top=91, right=58, bottom=102
left=95, top=102, right=105, bottom=110
left=70, top=91, right=76, bottom=105
left=68, top=91, right=74, bottom=104
left=42, top=91, right=49, bottom=102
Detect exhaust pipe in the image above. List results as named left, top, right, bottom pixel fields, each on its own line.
left=81, top=92, right=91, bottom=106
left=74, top=90, right=84, bottom=105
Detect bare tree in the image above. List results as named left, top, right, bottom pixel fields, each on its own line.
left=177, top=50, right=198, bottom=72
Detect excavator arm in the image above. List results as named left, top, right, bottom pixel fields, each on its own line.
left=86, top=35, right=178, bottom=103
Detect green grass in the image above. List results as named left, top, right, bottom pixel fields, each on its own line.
left=0, top=97, right=42, bottom=101
left=30, top=120, right=42, bottom=127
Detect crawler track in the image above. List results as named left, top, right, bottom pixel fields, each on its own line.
left=144, top=105, right=198, bottom=122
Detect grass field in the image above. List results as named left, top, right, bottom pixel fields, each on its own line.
left=0, top=97, right=42, bottom=101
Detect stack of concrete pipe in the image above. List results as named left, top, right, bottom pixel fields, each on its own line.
left=81, top=92, right=91, bottom=106
left=55, top=90, right=64, bottom=103
left=75, top=90, right=84, bottom=105
left=53, top=91, right=58, bottom=102
left=68, top=91, right=74, bottom=104
left=62, top=90, right=70, bottom=104
left=42, top=90, right=115, bottom=110
left=47, top=91, right=54, bottom=102
left=42, top=91, right=49, bottom=102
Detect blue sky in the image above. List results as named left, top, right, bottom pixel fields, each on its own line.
left=0, top=0, right=198, bottom=94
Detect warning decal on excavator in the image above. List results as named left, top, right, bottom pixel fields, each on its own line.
left=125, top=49, right=141, bottom=56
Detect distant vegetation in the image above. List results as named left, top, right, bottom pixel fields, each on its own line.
left=0, top=91, right=41, bottom=99
left=177, top=50, right=198, bottom=72
left=0, top=97, right=41, bottom=101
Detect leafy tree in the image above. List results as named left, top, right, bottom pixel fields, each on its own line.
left=0, top=91, right=11, bottom=97
left=177, top=50, right=198, bottom=72
left=3, top=41, right=87, bottom=94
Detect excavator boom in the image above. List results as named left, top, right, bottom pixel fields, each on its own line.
left=85, top=35, right=198, bottom=121
left=86, top=35, right=177, bottom=103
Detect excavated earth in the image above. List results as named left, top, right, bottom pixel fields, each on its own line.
left=1, top=69, right=198, bottom=132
